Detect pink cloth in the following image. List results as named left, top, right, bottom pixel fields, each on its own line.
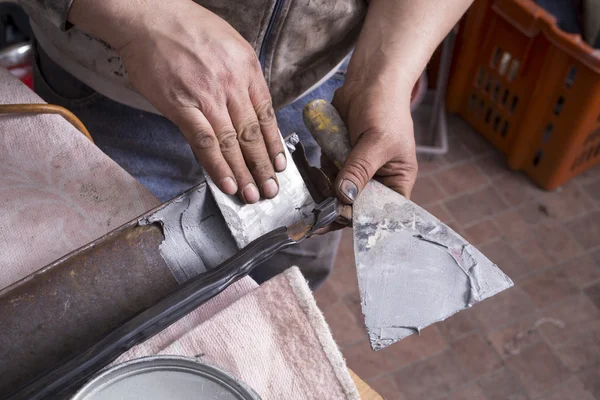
left=0, top=68, right=358, bottom=399
left=116, top=267, right=360, bottom=400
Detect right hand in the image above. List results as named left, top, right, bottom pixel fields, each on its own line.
left=69, top=0, right=286, bottom=204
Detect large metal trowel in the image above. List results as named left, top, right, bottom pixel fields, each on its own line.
left=303, top=100, right=513, bottom=350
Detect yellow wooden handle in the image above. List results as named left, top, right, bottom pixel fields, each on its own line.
left=302, top=99, right=351, bottom=170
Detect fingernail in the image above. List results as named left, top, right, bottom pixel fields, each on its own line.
left=242, top=183, right=260, bottom=204
left=220, top=177, right=238, bottom=195
left=339, top=179, right=358, bottom=202
left=261, top=178, right=279, bottom=199
left=274, top=153, right=287, bottom=172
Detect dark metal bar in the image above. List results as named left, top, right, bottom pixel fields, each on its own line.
left=0, top=184, right=227, bottom=395
left=8, top=227, right=294, bottom=400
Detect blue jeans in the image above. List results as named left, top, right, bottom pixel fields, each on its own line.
left=33, top=45, right=345, bottom=288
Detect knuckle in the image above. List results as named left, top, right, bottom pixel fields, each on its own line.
left=238, top=121, right=263, bottom=145
left=191, top=130, right=217, bottom=151
left=255, top=101, right=276, bottom=125
left=247, top=158, right=273, bottom=176
left=217, top=129, right=239, bottom=150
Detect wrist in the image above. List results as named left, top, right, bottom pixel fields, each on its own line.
left=344, top=56, right=418, bottom=99
left=68, top=0, right=155, bottom=50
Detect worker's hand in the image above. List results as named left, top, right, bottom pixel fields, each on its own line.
left=69, top=0, right=285, bottom=204
left=331, top=76, right=418, bottom=203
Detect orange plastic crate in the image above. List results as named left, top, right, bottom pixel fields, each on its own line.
left=447, top=0, right=600, bottom=190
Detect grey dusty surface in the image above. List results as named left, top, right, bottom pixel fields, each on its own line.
left=315, top=108, right=600, bottom=400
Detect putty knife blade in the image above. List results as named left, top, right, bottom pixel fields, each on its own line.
left=354, top=180, right=513, bottom=350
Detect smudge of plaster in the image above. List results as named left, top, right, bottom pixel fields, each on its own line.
left=353, top=180, right=514, bottom=350
left=139, top=184, right=237, bottom=284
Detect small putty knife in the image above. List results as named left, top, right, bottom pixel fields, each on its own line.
left=303, top=100, right=514, bottom=350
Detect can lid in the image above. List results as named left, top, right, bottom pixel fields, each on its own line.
left=71, top=356, right=261, bottom=400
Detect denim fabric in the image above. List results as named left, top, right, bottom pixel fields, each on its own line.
left=33, top=45, right=345, bottom=288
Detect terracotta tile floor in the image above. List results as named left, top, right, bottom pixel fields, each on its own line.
left=314, top=112, right=600, bottom=400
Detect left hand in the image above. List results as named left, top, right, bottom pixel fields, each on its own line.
left=331, top=76, right=418, bottom=204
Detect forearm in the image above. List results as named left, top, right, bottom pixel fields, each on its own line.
left=347, top=0, right=473, bottom=89
left=68, top=0, right=160, bottom=50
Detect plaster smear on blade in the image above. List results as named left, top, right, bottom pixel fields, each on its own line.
left=354, top=180, right=513, bottom=350
left=206, top=138, right=316, bottom=249
left=140, top=184, right=238, bottom=283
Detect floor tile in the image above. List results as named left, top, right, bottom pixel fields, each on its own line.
left=565, top=210, right=600, bottom=250
left=577, top=366, right=600, bottom=400
left=451, top=333, right=502, bottom=379
left=438, top=309, right=480, bottom=342
left=463, top=219, right=501, bottom=246
left=494, top=173, right=536, bottom=206
left=393, top=350, right=467, bottom=399
left=321, top=301, right=367, bottom=347
left=454, top=120, right=495, bottom=156
left=328, top=230, right=358, bottom=295
left=445, top=187, right=509, bottom=225
left=538, top=294, right=600, bottom=346
left=512, top=240, right=554, bottom=273
left=367, top=375, right=404, bottom=400
left=533, top=221, right=583, bottom=263
left=518, top=200, right=553, bottom=225
left=475, top=152, right=509, bottom=180
left=585, top=282, right=600, bottom=311
left=506, top=342, right=571, bottom=398
left=425, top=203, right=453, bottom=223
left=447, top=384, right=488, bottom=400
left=478, top=367, right=526, bottom=400
left=493, top=209, right=536, bottom=244
left=561, top=255, right=600, bottom=289
left=384, top=326, right=448, bottom=368
left=411, top=176, right=447, bottom=206
left=486, top=314, right=543, bottom=359
left=520, top=267, right=579, bottom=309
left=584, top=179, right=600, bottom=203
left=472, top=287, right=535, bottom=331
left=313, top=280, right=339, bottom=311
left=553, top=326, right=600, bottom=372
left=537, top=376, right=595, bottom=400
left=479, top=240, right=530, bottom=281
left=434, top=164, right=489, bottom=196
left=442, top=139, right=473, bottom=165
left=536, top=183, right=594, bottom=220
left=343, top=291, right=364, bottom=328
left=417, top=155, right=448, bottom=175
left=343, top=339, right=397, bottom=380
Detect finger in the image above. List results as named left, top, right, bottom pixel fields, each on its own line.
left=204, top=106, right=261, bottom=204
left=228, top=96, right=279, bottom=199
left=335, top=130, right=389, bottom=204
left=376, top=158, right=418, bottom=199
left=249, top=83, right=286, bottom=172
left=174, top=107, right=238, bottom=196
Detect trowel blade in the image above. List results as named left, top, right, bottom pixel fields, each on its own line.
left=353, top=180, right=513, bottom=350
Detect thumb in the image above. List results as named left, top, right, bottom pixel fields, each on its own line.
left=335, top=131, right=388, bottom=204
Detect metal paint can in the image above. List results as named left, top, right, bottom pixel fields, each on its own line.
left=71, top=355, right=261, bottom=400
